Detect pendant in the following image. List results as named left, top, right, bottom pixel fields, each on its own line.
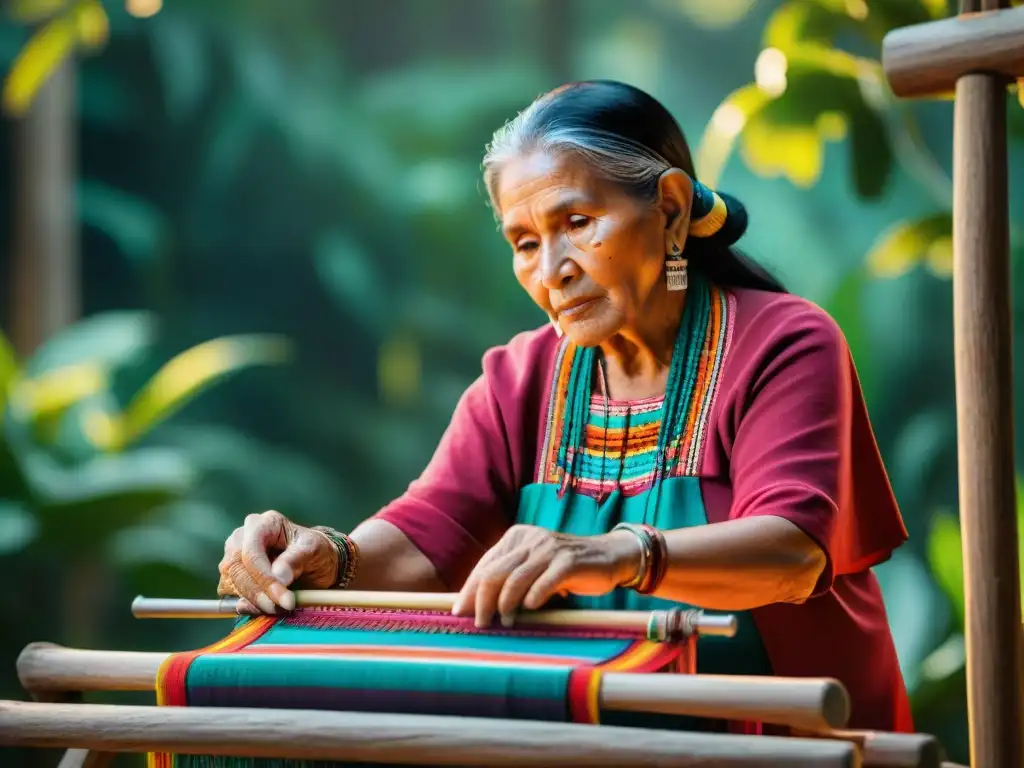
left=666, top=258, right=688, bottom=291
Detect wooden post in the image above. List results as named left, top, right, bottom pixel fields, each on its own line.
left=882, top=2, right=1024, bottom=767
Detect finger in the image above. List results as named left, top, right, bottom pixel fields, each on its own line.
left=225, top=556, right=274, bottom=613
left=267, top=530, right=325, bottom=610
left=473, top=549, right=529, bottom=628
left=452, top=546, right=505, bottom=617
left=239, top=511, right=292, bottom=611
left=216, top=571, right=236, bottom=597
left=523, top=555, right=575, bottom=610
left=217, top=529, right=244, bottom=594
left=236, top=597, right=259, bottom=615
left=496, top=553, right=550, bottom=621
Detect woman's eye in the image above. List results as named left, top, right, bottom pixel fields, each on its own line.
left=516, top=240, right=538, bottom=253
left=568, top=214, right=590, bottom=230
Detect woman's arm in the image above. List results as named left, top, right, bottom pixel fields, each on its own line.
left=346, top=518, right=449, bottom=592
left=616, top=516, right=827, bottom=611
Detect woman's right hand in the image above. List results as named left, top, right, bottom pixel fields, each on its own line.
left=217, top=510, right=338, bottom=614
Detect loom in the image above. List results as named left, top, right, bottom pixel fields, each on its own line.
left=0, top=589, right=947, bottom=768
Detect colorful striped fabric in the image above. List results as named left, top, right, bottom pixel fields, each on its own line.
left=149, top=606, right=692, bottom=768
left=537, top=281, right=734, bottom=495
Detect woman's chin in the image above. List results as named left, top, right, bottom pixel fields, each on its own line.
left=562, top=315, right=618, bottom=348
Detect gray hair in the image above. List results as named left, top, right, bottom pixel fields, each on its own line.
left=481, top=105, right=674, bottom=215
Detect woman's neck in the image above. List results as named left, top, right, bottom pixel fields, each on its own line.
left=598, top=288, right=686, bottom=401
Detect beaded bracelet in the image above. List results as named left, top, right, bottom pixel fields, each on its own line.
left=312, top=525, right=360, bottom=589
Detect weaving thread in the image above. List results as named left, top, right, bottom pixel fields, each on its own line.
left=149, top=606, right=691, bottom=768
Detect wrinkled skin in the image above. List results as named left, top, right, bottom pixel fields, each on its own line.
left=218, top=510, right=337, bottom=614
left=451, top=524, right=641, bottom=627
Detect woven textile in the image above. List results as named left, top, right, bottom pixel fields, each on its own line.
left=149, top=605, right=694, bottom=768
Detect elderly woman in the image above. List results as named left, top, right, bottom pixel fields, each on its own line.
left=218, top=80, right=911, bottom=735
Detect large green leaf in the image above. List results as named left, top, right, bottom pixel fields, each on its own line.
left=95, top=334, right=291, bottom=449
left=26, top=446, right=195, bottom=551
left=763, top=1, right=855, bottom=53
left=0, top=326, right=19, bottom=416
left=0, top=500, right=37, bottom=556
left=865, top=213, right=952, bottom=278
left=78, top=179, right=168, bottom=266
left=926, top=511, right=966, bottom=624
left=694, top=84, right=773, bottom=188
left=22, top=310, right=156, bottom=376
left=2, top=7, right=77, bottom=116
left=742, top=69, right=889, bottom=193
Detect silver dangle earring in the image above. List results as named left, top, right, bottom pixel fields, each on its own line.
left=548, top=313, right=564, bottom=338
left=665, top=243, right=687, bottom=291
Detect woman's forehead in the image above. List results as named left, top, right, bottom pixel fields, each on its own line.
left=496, top=151, right=610, bottom=223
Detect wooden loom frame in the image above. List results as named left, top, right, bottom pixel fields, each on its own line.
left=2, top=2, right=1023, bottom=767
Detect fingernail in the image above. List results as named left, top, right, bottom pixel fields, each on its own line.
left=237, top=599, right=258, bottom=616
left=279, top=589, right=296, bottom=611
left=450, top=599, right=461, bottom=615
left=268, top=582, right=294, bottom=610
left=256, top=593, right=276, bottom=614
left=500, top=613, right=515, bottom=628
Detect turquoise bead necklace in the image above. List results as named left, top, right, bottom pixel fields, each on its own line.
left=553, top=272, right=712, bottom=523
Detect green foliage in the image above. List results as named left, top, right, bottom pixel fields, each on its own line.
left=866, top=214, right=953, bottom=278
left=693, top=0, right=1012, bottom=282
left=0, top=315, right=290, bottom=561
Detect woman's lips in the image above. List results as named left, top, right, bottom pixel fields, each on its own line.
left=558, top=297, right=599, bottom=317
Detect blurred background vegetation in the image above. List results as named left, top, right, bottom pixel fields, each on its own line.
left=1, top=0, right=1023, bottom=765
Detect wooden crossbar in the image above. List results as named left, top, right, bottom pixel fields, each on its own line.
left=10, top=642, right=943, bottom=767
left=0, top=699, right=862, bottom=768
left=17, top=642, right=848, bottom=732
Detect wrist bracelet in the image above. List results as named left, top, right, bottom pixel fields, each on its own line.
left=611, top=523, right=651, bottom=589
left=311, top=525, right=360, bottom=589
left=636, top=524, right=668, bottom=595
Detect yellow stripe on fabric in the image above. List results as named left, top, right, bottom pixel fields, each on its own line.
left=587, top=668, right=603, bottom=724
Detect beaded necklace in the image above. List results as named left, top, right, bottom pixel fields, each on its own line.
left=553, top=273, right=712, bottom=523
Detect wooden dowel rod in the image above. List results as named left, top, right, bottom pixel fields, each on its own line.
left=881, top=5, right=1024, bottom=97
left=801, top=729, right=942, bottom=768
left=0, top=700, right=859, bottom=767
left=15, top=643, right=849, bottom=731
left=952, top=58, right=1024, bottom=768
left=130, top=593, right=739, bottom=637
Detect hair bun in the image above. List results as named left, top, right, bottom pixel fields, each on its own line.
left=688, top=181, right=748, bottom=247
left=714, top=191, right=748, bottom=246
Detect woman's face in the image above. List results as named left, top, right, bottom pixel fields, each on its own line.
left=495, top=149, right=690, bottom=348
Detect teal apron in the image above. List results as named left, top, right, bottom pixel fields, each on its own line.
left=517, top=479, right=774, bottom=730
left=519, top=276, right=774, bottom=730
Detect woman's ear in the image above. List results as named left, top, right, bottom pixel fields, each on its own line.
left=657, top=169, right=693, bottom=255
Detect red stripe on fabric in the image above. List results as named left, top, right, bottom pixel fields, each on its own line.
left=150, top=617, right=275, bottom=767
left=567, top=666, right=601, bottom=724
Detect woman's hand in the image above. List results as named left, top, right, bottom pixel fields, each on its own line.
left=451, top=524, right=641, bottom=627
left=217, top=510, right=338, bottom=614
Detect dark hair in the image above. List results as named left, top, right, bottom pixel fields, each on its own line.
left=482, top=80, right=785, bottom=294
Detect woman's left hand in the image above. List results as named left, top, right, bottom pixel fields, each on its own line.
left=451, top=524, right=641, bottom=627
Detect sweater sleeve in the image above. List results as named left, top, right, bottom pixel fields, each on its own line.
left=725, top=304, right=908, bottom=594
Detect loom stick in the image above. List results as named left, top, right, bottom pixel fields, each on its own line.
left=129, top=592, right=739, bottom=637
left=0, top=700, right=859, bottom=768
left=16, top=643, right=848, bottom=732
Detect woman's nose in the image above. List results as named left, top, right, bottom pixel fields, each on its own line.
left=539, top=238, right=577, bottom=290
